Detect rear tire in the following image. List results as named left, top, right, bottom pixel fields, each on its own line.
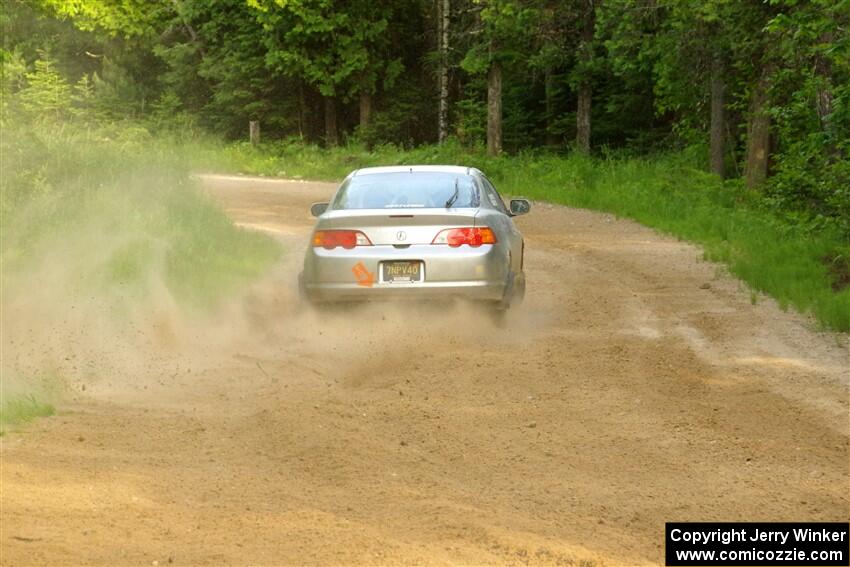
left=485, top=271, right=523, bottom=327
left=497, top=271, right=525, bottom=311
left=512, top=272, right=526, bottom=306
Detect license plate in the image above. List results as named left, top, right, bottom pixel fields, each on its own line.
left=382, top=261, right=422, bottom=283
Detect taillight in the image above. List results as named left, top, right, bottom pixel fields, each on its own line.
left=312, top=230, right=372, bottom=249
left=432, top=227, right=497, bottom=247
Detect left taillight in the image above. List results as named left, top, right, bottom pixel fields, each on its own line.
left=312, top=230, right=373, bottom=250
left=432, top=227, right=497, bottom=247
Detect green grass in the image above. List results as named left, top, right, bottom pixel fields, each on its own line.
left=0, top=395, right=55, bottom=433
left=1, top=121, right=282, bottom=311
left=202, top=138, right=849, bottom=332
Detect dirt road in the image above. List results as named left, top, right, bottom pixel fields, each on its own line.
left=2, top=175, right=848, bottom=566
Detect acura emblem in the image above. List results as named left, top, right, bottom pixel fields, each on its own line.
left=396, top=231, right=407, bottom=241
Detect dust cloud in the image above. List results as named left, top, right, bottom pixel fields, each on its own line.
left=1, top=213, right=553, bottom=413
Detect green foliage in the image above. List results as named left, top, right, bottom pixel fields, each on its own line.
left=18, top=52, right=72, bottom=120
left=39, top=0, right=169, bottom=38
left=354, top=82, right=436, bottom=148
left=761, top=0, right=850, bottom=230
left=87, top=57, right=145, bottom=118
left=460, top=0, right=538, bottom=74
left=455, top=77, right=488, bottom=146
left=249, top=0, right=404, bottom=100
left=0, top=48, right=28, bottom=98
left=70, top=73, right=96, bottom=116
left=767, top=136, right=850, bottom=233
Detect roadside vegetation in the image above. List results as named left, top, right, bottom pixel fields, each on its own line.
left=2, top=122, right=281, bottom=309
left=0, top=396, right=55, bottom=433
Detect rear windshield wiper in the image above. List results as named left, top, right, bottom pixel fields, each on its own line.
left=445, top=179, right=460, bottom=208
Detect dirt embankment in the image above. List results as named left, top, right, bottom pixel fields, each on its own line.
left=2, top=175, right=847, bottom=566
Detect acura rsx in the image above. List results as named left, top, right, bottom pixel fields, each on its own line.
left=298, top=165, right=530, bottom=311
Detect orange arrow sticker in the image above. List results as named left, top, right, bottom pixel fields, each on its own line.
left=352, top=262, right=375, bottom=287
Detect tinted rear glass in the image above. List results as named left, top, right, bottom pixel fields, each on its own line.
left=332, top=172, right=479, bottom=210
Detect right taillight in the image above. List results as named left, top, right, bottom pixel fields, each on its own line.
left=432, top=227, right=497, bottom=247
left=312, top=230, right=372, bottom=249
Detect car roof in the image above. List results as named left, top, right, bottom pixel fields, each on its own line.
left=352, top=165, right=482, bottom=177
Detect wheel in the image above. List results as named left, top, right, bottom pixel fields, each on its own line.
left=511, top=272, right=526, bottom=306
left=497, top=271, right=525, bottom=311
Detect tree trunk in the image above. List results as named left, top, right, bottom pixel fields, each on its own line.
left=303, top=86, right=323, bottom=142
left=324, top=95, right=338, bottom=147
left=575, top=0, right=594, bottom=154
left=298, top=82, right=306, bottom=141
left=744, top=68, right=771, bottom=188
left=545, top=70, right=558, bottom=147
left=814, top=33, right=834, bottom=129
left=487, top=61, right=502, bottom=156
left=359, top=90, right=372, bottom=129
left=576, top=83, right=591, bottom=154
left=709, top=55, right=725, bottom=179
left=249, top=120, right=260, bottom=145
left=815, top=78, right=833, bottom=136
left=437, top=0, right=450, bottom=143
left=814, top=32, right=836, bottom=159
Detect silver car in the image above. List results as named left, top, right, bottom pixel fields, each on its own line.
left=299, top=165, right=530, bottom=310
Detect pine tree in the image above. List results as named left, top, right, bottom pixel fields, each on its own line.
left=19, top=53, right=71, bottom=121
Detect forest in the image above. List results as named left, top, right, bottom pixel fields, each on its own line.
left=1, top=0, right=849, bottom=331
left=4, top=0, right=848, bottom=191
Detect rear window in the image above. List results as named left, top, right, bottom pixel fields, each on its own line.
left=332, top=172, right=479, bottom=210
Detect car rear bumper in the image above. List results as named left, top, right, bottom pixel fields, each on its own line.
left=303, top=280, right=507, bottom=302
left=301, top=244, right=509, bottom=303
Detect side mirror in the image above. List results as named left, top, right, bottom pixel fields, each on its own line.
left=310, top=202, right=329, bottom=217
left=509, top=198, right=531, bottom=216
